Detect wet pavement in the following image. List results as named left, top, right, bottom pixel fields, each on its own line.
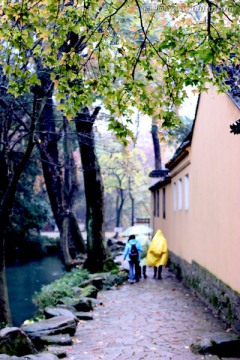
left=50, top=266, right=240, bottom=360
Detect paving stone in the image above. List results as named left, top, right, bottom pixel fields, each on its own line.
left=52, top=267, right=240, bottom=360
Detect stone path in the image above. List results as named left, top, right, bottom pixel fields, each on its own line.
left=50, top=267, right=239, bottom=360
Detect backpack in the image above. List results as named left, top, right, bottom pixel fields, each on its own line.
left=129, top=244, right=139, bottom=263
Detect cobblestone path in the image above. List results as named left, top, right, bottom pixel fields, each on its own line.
left=50, top=267, right=240, bottom=360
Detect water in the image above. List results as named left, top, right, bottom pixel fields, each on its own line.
left=6, top=256, right=65, bottom=326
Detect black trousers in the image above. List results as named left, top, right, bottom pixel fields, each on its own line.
left=154, top=265, right=162, bottom=279
left=135, top=261, right=141, bottom=280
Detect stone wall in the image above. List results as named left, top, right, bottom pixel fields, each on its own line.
left=168, top=251, right=240, bottom=334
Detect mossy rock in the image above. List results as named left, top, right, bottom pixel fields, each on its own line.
left=103, top=271, right=128, bottom=290
left=80, top=285, right=98, bottom=299
left=103, top=258, right=118, bottom=272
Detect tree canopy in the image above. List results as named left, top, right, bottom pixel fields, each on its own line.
left=0, top=0, right=239, bottom=140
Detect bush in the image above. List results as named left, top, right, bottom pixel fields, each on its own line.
left=103, top=271, right=128, bottom=290
left=102, top=257, right=118, bottom=272
left=33, top=268, right=90, bottom=312
left=41, top=236, right=60, bottom=254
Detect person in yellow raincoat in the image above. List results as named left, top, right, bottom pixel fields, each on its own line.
left=146, top=229, right=168, bottom=280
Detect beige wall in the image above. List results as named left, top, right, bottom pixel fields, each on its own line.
left=152, top=88, right=240, bottom=293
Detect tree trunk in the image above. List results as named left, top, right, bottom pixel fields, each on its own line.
left=75, top=107, right=108, bottom=273
left=129, top=191, right=135, bottom=226
left=114, top=188, right=125, bottom=238
left=38, top=98, right=85, bottom=265
left=0, top=225, right=12, bottom=325
left=63, top=116, right=85, bottom=257
left=116, top=188, right=125, bottom=227
left=151, top=123, right=162, bottom=170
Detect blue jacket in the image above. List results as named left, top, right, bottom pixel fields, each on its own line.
left=123, top=239, right=142, bottom=262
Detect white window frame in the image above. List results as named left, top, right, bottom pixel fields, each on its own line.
left=184, top=174, right=189, bottom=210
left=178, top=179, right=182, bottom=211
left=156, top=189, right=160, bottom=217
left=173, top=182, right=177, bottom=212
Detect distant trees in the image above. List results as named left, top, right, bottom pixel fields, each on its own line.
left=4, top=158, right=49, bottom=262
left=100, top=143, right=150, bottom=232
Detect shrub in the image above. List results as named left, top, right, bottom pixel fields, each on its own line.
left=103, top=271, right=128, bottom=290
left=33, top=268, right=90, bottom=312
left=102, top=257, right=118, bottom=272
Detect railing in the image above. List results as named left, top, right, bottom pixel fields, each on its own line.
left=134, top=218, right=150, bottom=225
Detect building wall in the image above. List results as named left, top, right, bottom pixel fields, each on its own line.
left=153, top=152, right=192, bottom=262
left=152, top=87, right=240, bottom=294
left=189, top=88, right=240, bottom=293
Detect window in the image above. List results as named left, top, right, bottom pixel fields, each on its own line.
left=153, top=191, right=156, bottom=216
left=153, top=190, right=160, bottom=217
left=173, top=182, right=177, bottom=211
left=178, top=179, right=182, bottom=210
left=156, top=189, right=160, bottom=217
left=162, top=187, right=166, bottom=219
left=184, top=174, right=189, bottom=210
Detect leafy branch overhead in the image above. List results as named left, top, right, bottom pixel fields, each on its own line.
left=230, top=119, right=240, bottom=135
left=0, top=0, right=239, bottom=136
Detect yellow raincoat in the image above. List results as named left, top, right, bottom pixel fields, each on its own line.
left=146, top=230, right=168, bottom=267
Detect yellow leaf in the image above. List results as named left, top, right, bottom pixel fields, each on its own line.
left=128, top=5, right=136, bottom=13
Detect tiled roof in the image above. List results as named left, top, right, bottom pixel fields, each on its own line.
left=165, top=128, right=193, bottom=170
left=149, top=175, right=171, bottom=191
left=214, top=59, right=240, bottom=109
left=149, top=169, right=169, bottom=178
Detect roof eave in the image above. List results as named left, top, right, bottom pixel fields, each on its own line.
left=149, top=176, right=171, bottom=191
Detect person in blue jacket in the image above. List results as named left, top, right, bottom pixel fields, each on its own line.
left=123, top=234, right=142, bottom=284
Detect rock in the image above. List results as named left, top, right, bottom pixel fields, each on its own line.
left=190, top=332, right=240, bottom=357
left=107, top=239, right=113, bottom=247
left=92, top=278, right=103, bottom=290
left=56, top=304, right=76, bottom=313
left=77, top=285, right=98, bottom=299
left=79, top=278, right=103, bottom=290
left=116, top=240, right=125, bottom=246
left=21, top=316, right=77, bottom=349
left=47, top=347, right=67, bottom=359
left=74, top=298, right=93, bottom=312
left=0, top=354, right=59, bottom=359
left=58, top=297, right=93, bottom=312
left=79, top=279, right=93, bottom=288
left=44, top=307, right=77, bottom=321
left=57, top=297, right=73, bottom=306
left=0, top=327, right=36, bottom=356
left=75, top=312, right=94, bottom=321
left=71, top=287, right=83, bottom=296
left=73, top=280, right=98, bottom=299
left=21, top=353, right=59, bottom=359
left=86, top=297, right=103, bottom=306
left=39, top=334, right=72, bottom=346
